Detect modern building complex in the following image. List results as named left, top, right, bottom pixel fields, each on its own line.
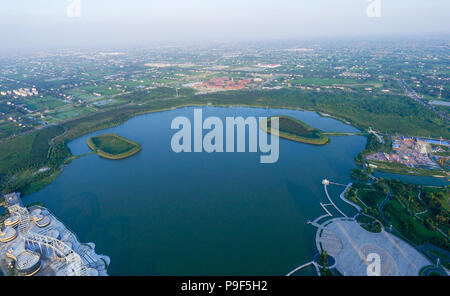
left=0, top=193, right=109, bottom=276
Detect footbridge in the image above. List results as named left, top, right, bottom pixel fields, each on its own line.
left=322, top=179, right=347, bottom=217
left=307, top=180, right=350, bottom=228
left=286, top=261, right=320, bottom=276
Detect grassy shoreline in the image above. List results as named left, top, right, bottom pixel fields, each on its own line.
left=367, top=160, right=448, bottom=179
left=87, top=133, right=141, bottom=160
left=260, top=115, right=330, bottom=145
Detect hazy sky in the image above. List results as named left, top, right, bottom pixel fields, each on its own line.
left=1, top=0, right=449, bottom=50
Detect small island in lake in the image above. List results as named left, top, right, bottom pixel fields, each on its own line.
left=261, top=115, right=330, bottom=145
left=87, top=133, right=141, bottom=160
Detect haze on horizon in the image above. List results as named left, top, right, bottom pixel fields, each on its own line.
left=1, top=0, right=450, bottom=51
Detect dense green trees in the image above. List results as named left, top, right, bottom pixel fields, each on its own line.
left=350, top=168, right=370, bottom=181
left=355, top=134, right=383, bottom=165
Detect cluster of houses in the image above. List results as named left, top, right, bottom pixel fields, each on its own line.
left=367, top=137, right=441, bottom=169
left=1, top=88, right=39, bottom=98
left=193, top=76, right=252, bottom=90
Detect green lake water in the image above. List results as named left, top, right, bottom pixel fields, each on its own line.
left=25, top=106, right=369, bottom=275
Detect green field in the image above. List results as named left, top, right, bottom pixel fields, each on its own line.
left=290, top=77, right=384, bottom=89
left=87, top=133, right=141, bottom=160
left=0, top=122, right=24, bottom=139
left=347, top=179, right=449, bottom=251
left=66, top=85, right=124, bottom=99
left=263, top=115, right=329, bottom=145
left=350, top=168, right=370, bottom=181
left=356, top=214, right=382, bottom=233
left=49, top=105, right=96, bottom=121
left=357, top=189, right=386, bottom=209
left=384, top=199, right=448, bottom=249
left=78, top=85, right=123, bottom=96
left=20, top=96, right=68, bottom=111
left=65, top=88, right=97, bottom=101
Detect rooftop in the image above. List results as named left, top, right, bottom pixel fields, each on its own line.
left=4, top=192, right=22, bottom=208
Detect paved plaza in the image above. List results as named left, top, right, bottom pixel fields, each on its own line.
left=318, top=218, right=432, bottom=276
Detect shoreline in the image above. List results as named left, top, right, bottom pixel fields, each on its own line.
left=87, top=133, right=142, bottom=160
left=259, top=116, right=330, bottom=145
left=15, top=104, right=352, bottom=197
left=5, top=103, right=447, bottom=198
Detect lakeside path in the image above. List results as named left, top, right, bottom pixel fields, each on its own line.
left=286, top=261, right=320, bottom=276
left=322, top=180, right=347, bottom=217
left=339, top=183, right=362, bottom=212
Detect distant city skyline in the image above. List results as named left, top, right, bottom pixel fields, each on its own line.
left=1, top=0, right=449, bottom=51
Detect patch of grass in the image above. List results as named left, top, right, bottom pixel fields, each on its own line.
left=87, top=133, right=141, bottom=160
left=21, top=96, right=68, bottom=111
left=384, top=199, right=448, bottom=249
left=0, top=122, right=24, bottom=140
left=350, top=168, right=370, bottom=181
left=263, top=115, right=329, bottom=145
left=356, top=214, right=382, bottom=233
left=291, top=78, right=361, bottom=86
left=358, top=189, right=386, bottom=209
left=50, top=106, right=95, bottom=121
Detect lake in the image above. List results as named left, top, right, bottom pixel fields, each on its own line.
left=25, top=106, right=368, bottom=275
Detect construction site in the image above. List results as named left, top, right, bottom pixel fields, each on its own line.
left=366, top=136, right=444, bottom=170
left=191, top=76, right=252, bottom=91
left=0, top=192, right=110, bottom=276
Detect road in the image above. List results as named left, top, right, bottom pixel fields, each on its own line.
left=397, top=79, right=449, bottom=122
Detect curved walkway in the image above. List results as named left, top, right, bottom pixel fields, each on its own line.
left=323, top=181, right=347, bottom=217
left=286, top=261, right=320, bottom=276
left=339, top=183, right=362, bottom=212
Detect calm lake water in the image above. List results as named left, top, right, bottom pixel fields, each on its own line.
left=25, top=106, right=369, bottom=275
left=374, top=172, right=449, bottom=187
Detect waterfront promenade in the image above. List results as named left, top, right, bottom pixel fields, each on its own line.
left=319, top=218, right=431, bottom=275
left=290, top=179, right=434, bottom=276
